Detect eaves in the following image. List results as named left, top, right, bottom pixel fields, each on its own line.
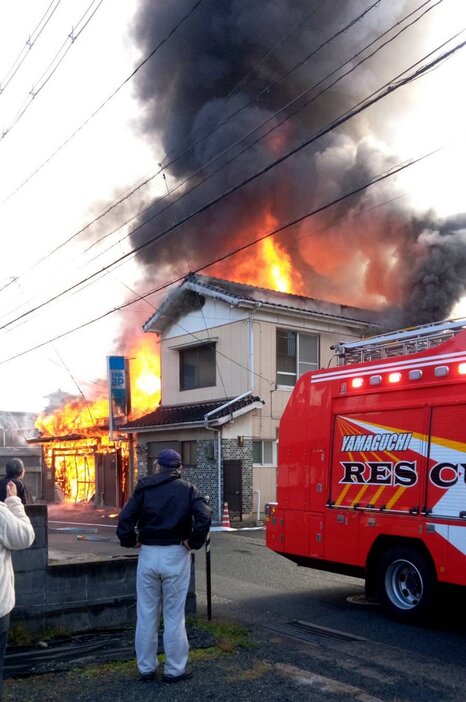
left=120, top=421, right=206, bottom=434
left=254, top=301, right=376, bottom=328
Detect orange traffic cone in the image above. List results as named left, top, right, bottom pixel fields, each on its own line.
left=221, top=502, right=231, bottom=529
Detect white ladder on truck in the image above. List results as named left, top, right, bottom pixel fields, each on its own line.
left=333, top=318, right=466, bottom=366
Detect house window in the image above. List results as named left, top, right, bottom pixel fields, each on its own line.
left=276, top=329, right=319, bottom=387
left=182, top=441, right=197, bottom=467
left=180, top=343, right=216, bottom=390
left=253, top=440, right=275, bottom=465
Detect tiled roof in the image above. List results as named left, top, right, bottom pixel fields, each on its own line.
left=143, top=273, right=379, bottom=334
left=189, top=274, right=378, bottom=319
left=27, top=433, right=92, bottom=444
left=122, top=395, right=263, bottom=430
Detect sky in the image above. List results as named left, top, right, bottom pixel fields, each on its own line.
left=1, top=0, right=466, bottom=413
left=0, top=0, right=162, bottom=412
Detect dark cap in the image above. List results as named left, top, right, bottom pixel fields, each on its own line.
left=157, top=449, right=182, bottom=469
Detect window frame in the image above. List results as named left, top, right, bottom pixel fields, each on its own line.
left=179, top=342, right=216, bottom=391
left=181, top=440, right=197, bottom=467
left=276, top=328, right=319, bottom=389
left=252, top=439, right=276, bottom=466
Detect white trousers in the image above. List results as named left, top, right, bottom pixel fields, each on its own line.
left=135, top=544, right=191, bottom=676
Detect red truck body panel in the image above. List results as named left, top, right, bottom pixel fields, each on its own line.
left=266, top=327, right=466, bottom=588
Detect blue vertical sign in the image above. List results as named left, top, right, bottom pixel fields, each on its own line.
left=107, top=356, right=130, bottom=439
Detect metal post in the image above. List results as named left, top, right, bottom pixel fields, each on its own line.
left=205, top=495, right=212, bottom=620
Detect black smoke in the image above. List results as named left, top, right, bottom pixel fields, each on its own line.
left=403, top=216, right=466, bottom=324
left=122, top=0, right=464, bottom=327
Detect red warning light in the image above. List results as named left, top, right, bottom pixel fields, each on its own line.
left=388, top=372, right=402, bottom=383
left=351, top=377, right=364, bottom=389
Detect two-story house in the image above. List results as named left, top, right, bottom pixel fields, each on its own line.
left=122, top=273, right=379, bottom=523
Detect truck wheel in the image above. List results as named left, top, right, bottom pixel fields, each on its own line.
left=375, top=547, right=436, bottom=623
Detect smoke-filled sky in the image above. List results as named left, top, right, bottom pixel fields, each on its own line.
left=1, top=0, right=466, bottom=412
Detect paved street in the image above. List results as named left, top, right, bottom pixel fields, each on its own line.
left=38, top=504, right=466, bottom=701
left=46, top=503, right=122, bottom=561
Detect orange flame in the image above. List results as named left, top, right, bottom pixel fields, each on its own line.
left=261, top=238, right=294, bottom=293
left=127, top=336, right=161, bottom=417
left=35, top=337, right=161, bottom=438
left=210, top=210, right=305, bottom=295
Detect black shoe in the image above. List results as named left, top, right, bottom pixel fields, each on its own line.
left=139, top=671, right=156, bottom=682
left=162, top=670, right=193, bottom=683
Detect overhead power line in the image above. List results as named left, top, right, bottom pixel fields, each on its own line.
left=162, top=0, right=383, bottom=167
left=1, top=0, right=105, bottom=140
left=224, top=0, right=327, bottom=101
left=0, top=0, right=204, bottom=200
left=0, top=0, right=378, bottom=213
left=0, top=0, right=64, bottom=94
left=0, top=29, right=463, bottom=335
left=0, top=144, right=446, bottom=367
left=0, top=0, right=429, bottom=296
left=78, top=0, right=444, bottom=270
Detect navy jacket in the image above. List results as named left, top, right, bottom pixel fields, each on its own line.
left=116, top=469, right=211, bottom=550
left=0, top=477, right=32, bottom=505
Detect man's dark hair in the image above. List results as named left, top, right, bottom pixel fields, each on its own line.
left=5, top=458, right=25, bottom=479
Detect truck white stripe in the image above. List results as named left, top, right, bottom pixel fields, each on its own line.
left=311, top=350, right=466, bottom=383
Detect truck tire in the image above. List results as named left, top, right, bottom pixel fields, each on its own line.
left=375, top=546, right=436, bottom=623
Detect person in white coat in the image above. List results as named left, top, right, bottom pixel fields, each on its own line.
left=0, top=481, right=35, bottom=701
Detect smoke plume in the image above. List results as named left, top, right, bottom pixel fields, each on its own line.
left=122, top=0, right=466, bottom=327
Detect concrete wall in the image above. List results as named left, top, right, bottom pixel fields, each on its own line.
left=11, top=505, right=196, bottom=635
left=253, top=466, right=276, bottom=513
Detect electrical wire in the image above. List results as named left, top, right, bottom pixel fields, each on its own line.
left=0, top=0, right=379, bottom=219
left=117, top=280, right=275, bottom=386
left=0, top=142, right=450, bottom=366
left=159, top=0, right=329, bottom=167
left=0, top=0, right=64, bottom=94
left=0, top=29, right=463, bottom=334
left=0, top=0, right=204, bottom=201
left=79, top=0, right=445, bottom=268
left=163, top=0, right=383, bottom=167
left=0, top=0, right=439, bottom=299
left=1, top=0, right=105, bottom=140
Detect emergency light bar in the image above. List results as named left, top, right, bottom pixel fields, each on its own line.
left=343, top=362, right=466, bottom=393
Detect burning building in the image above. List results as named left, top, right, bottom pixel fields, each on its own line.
left=25, top=1, right=466, bottom=513
left=31, top=428, right=128, bottom=507
left=28, top=337, right=161, bottom=507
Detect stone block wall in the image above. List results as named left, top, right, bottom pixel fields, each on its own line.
left=184, top=439, right=219, bottom=521
left=131, top=435, right=256, bottom=523
left=222, top=437, right=254, bottom=516
left=11, top=505, right=195, bottom=635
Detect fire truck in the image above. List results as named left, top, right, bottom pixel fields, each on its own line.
left=265, top=318, right=466, bottom=622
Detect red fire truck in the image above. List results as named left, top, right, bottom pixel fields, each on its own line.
left=265, top=319, right=466, bottom=622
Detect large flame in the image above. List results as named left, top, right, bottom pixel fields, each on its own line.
left=210, top=210, right=305, bottom=295
left=35, top=337, right=161, bottom=504
left=35, top=337, right=161, bottom=438
left=127, top=336, right=161, bottom=415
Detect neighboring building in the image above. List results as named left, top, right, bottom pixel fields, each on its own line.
left=122, top=274, right=381, bottom=523
left=0, top=411, right=41, bottom=499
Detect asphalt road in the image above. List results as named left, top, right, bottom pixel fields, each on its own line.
left=195, top=528, right=466, bottom=700
left=44, top=505, right=466, bottom=701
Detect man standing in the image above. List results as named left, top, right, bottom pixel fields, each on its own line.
left=117, top=449, right=211, bottom=684
left=0, top=459, right=33, bottom=505
left=0, top=481, right=35, bottom=701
